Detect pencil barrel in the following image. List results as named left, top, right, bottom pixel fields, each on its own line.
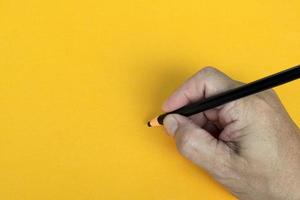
left=158, top=65, right=300, bottom=125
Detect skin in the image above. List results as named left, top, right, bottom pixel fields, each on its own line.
left=162, top=67, right=300, bottom=200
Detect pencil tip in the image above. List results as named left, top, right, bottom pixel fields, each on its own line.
left=147, top=117, right=161, bottom=127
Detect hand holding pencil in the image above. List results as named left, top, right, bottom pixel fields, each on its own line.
left=154, top=67, right=300, bottom=199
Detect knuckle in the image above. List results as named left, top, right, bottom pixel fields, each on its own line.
left=199, top=66, right=218, bottom=75
left=194, top=66, right=221, bottom=82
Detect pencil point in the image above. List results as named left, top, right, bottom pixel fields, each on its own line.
left=148, top=117, right=161, bottom=127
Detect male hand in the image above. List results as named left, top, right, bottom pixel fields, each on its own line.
left=163, top=67, right=300, bottom=200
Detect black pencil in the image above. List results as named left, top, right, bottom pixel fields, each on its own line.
left=148, top=65, right=300, bottom=127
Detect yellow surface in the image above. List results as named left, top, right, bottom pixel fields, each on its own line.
left=0, top=0, right=300, bottom=199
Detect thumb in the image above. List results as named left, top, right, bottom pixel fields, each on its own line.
left=164, top=114, right=230, bottom=172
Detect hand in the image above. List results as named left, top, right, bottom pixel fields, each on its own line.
left=162, top=67, right=300, bottom=200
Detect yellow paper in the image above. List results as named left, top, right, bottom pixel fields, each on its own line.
left=0, top=0, right=299, bottom=199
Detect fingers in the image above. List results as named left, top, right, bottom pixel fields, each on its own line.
left=162, top=67, right=239, bottom=112
left=163, top=114, right=230, bottom=172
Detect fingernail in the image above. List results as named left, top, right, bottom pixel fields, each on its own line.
left=164, top=115, right=178, bottom=136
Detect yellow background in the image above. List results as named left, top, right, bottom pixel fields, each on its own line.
left=0, top=0, right=299, bottom=199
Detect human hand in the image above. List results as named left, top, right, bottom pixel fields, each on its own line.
left=162, top=67, right=300, bottom=200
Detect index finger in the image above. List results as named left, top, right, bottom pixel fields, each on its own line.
left=162, top=67, right=238, bottom=112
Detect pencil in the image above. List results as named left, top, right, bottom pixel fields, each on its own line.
left=148, top=65, right=300, bottom=127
